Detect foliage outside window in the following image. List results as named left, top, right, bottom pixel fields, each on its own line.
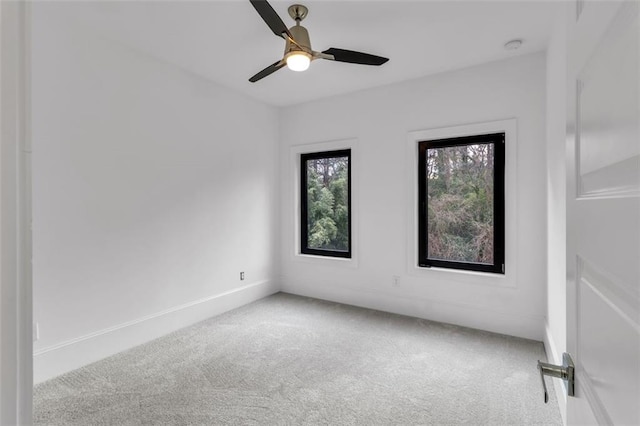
left=301, top=150, right=351, bottom=258
left=418, top=133, right=505, bottom=273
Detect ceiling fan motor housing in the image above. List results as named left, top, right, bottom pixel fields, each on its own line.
left=285, top=25, right=312, bottom=56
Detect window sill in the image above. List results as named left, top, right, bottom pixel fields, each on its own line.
left=293, top=253, right=358, bottom=269
left=410, top=264, right=514, bottom=288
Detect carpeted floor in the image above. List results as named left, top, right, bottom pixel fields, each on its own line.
left=34, top=293, right=562, bottom=425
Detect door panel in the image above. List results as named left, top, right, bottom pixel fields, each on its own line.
left=577, top=5, right=639, bottom=198
left=577, top=258, right=639, bottom=425
left=567, top=1, right=640, bottom=425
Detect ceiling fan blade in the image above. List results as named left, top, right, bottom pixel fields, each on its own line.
left=322, top=48, right=389, bottom=66
left=249, top=0, right=292, bottom=39
left=249, top=60, right=286, bottom=83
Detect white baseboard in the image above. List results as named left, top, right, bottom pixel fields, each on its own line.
left=282, top=280, right=543, bottom=341
left=34, top=280, right=278, bottom=384
left=543, top=321, right=568, bottom=426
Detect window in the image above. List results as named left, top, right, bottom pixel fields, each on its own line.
left=418, top=133, right=505, bottom=273
left=300, top=149, right=351, bottom=258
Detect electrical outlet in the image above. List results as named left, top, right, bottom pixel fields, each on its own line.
left=33, top=322, right=40, bottom=342
left=240, top=272, right=245, bottom=281
left=392, top=275, right=400, bottom=287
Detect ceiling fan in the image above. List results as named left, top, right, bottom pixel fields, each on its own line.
left=248, top=0, right=389, bottom=82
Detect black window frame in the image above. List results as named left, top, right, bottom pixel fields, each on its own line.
left=300, top=149, right=352, bottom=258
left=418, top=133, right=505, bottom=274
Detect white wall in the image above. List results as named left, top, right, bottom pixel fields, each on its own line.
left=31, top=7, right=280, bottom=383
left=30, top=4, right=553, bottom=385
left=280, top=53, right=547, bottom=341
left=545, top=5, right=568, bottom=424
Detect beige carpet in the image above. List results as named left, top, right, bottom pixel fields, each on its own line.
left=34, top=292, right=562, bottom=425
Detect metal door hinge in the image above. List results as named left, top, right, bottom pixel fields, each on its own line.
left=537, top=352, right=575, bottom=403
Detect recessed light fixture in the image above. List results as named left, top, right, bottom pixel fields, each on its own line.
left=504, top=39, right=523, bottom=51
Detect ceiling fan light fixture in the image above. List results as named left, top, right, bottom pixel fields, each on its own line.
left=285, top=51, right=311, bottom=72
left=248, top=0, right=389, bottom=82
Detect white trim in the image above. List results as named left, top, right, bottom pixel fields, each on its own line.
left=289, top=138, right=359, bottom=268
left=544, top=321, right=568, bottom=426
left=18, top=1, right=33, bottom=423
left=34, top=280, right=278, bottom=384
left=282, top=278, right=543, bottom=341
left=0, top=1, right=32, bottom=424
left=405, top=119, right=518, bottom=288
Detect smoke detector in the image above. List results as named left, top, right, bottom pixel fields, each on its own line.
left=504, top=39, right=523, bottom=50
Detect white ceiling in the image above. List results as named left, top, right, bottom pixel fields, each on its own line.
left=45, top=0, right=557, bottom=106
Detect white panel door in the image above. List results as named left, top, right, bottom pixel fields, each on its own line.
left=566, top=1, right=639, bottom=424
